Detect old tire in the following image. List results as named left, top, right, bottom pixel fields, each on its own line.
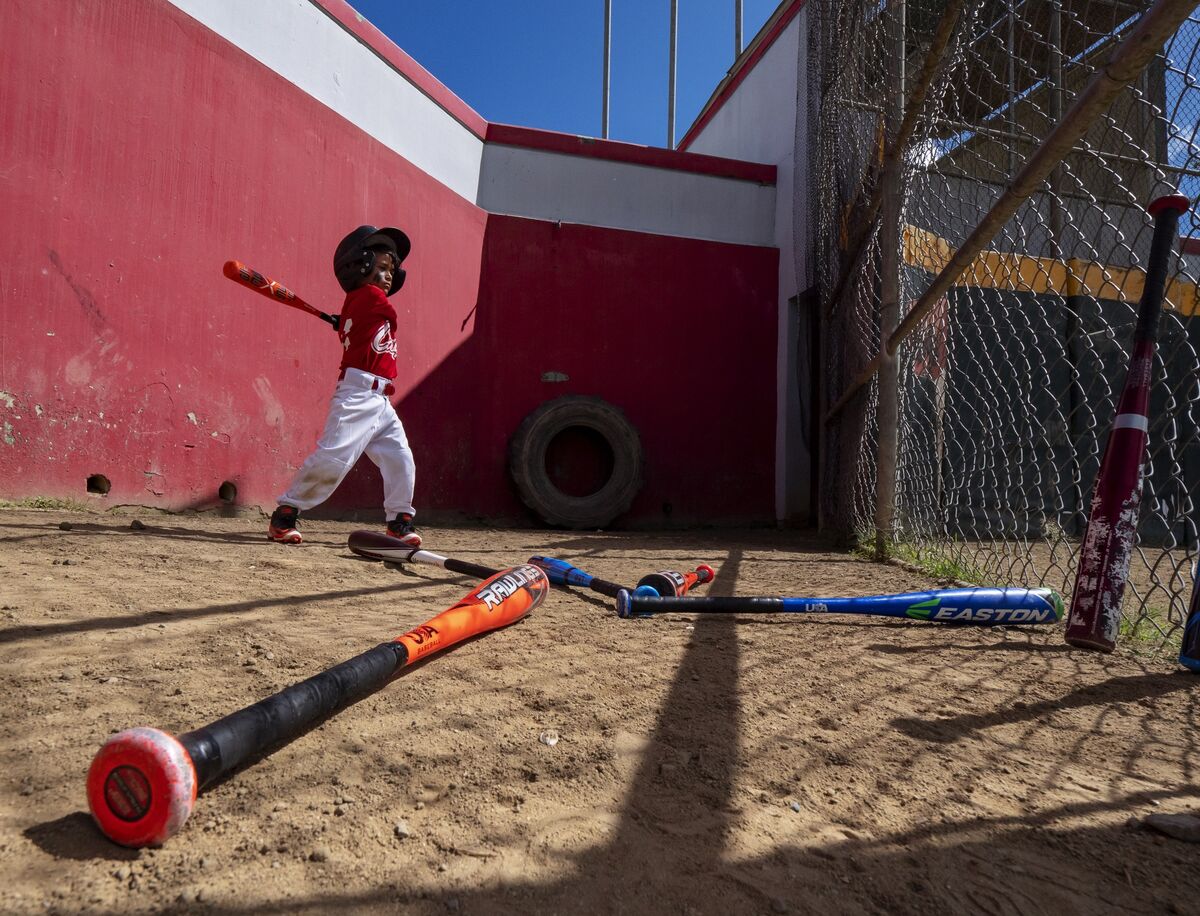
left=508, top=396, right=643, bottom=529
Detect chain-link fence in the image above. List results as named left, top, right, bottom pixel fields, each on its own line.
left=809, top=0, right=1200, bottom=650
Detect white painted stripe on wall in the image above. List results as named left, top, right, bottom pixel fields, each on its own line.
left=478, top=145, right=777, bottom=247
left=163, top=0, right=484, bottom=202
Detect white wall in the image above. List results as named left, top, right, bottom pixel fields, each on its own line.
left=163, top=0, right=485, bottom=202
left=685, top=12, right=802, bottom=170
left=479, top=146, right=776, bottom=246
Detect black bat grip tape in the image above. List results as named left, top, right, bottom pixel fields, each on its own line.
left=180, top=642, right=408, bottom=789
left=586, top=578, right=626, bottom=599
left=443, top=557, right=499, bottom=580
left=627, top=595, right=785, bottom=614
left=1135, top=203, right=1185, bottom=342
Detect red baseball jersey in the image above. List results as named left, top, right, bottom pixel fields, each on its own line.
left=337, top=284, right=398, bottom=380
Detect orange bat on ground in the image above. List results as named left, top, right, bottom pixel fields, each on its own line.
left=87, top=565, right=548, bottom=847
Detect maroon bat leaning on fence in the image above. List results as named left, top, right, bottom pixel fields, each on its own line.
left=1065, top=193, right=1190, bottom=653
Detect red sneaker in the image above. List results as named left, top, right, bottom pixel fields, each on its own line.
left=386, top=513, right=421, bottom=548
left=268, top=505, right=303, bottom=545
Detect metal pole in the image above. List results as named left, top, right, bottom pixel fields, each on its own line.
left=822, top=0, right=966, bottom=319
left=603, top=0, right=612, bottom=139
left=669, top=0, right=678, bottom=147
left=1148, top=51, right=1169, bottom=167
left=875, top=0, right=905, bottom=557
left=824, top=0, right=1198, bottom=423
left=1047, top=0, right=1083, bottom=534
left=1048, top=0, right=1064, bottom=249
left=735, top=0, right=743, bottom=57
left=1007, top=2, right=1017, bottom=178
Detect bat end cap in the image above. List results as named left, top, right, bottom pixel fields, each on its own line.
left=1148, top=194, right=1190, bottom=217
left=87, top=727, right=197, bottom=847
left=616, top=589, right=635, bottom=618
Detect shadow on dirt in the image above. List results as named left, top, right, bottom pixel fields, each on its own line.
left=0, top=579, right=442, bottom=646
left=163, top=813, right=1191, bottom=915
left=867, top=638, right=1078, bottom=655
left=0, top=519, right=267, bottom=547
left=892, top=671, right=1198, bottom=744
left=24, top=813, right=137, bottom=863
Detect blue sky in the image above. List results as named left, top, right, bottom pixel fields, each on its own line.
left=346, top=0, right=784, bottom=147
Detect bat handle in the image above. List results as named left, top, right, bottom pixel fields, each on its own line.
left=324, top=313, right=340, bottom=330
left=1138, top=195, right=1189, bottom=335
left=87, top=640, right=407, bottom=847
left=696, top=564, right=716, bottom=584
left=527, top=555, right=648, bottom=601
left=614, top=588, right=658, bottom=619
left=442, top=556, right=501, bottom=581
left=587, top=577, right=629, bottom=599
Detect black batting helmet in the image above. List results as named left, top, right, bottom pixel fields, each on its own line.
left=333, top=225, right=411, bottom=295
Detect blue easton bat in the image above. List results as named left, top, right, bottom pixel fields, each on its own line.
left=614, top=587, right=1065, bottom=624
left=528, top=556, right=660, bottom=599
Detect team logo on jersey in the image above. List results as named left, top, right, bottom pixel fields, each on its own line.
left=372, top=323, right=398, bottom=358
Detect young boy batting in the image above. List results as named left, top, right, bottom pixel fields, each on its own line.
left=268, top=225, right=420, bottom=547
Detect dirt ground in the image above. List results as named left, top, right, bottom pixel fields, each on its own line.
left=0, top=506, right=1197, bottom=915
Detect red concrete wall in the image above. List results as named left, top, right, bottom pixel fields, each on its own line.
left=0, top=0, right=779, bottom=525
left=392, top=216, right=779, bottom=525
left=0, top=0, right=486, bottom=512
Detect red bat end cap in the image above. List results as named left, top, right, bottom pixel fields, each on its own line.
left=697, top=564, right=716, bottom=583
left=1148, top=194, right=1191, bottom=217
left=86, top=727, right=197, bottom=847
left=221, top=260, right=242, bottom=280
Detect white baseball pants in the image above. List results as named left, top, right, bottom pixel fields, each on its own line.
left=279, top=368, right=416, bottom=519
